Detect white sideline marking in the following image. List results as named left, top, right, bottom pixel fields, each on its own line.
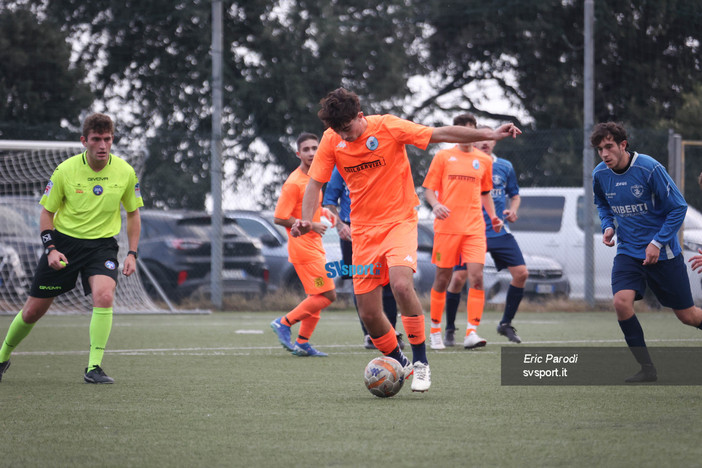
left=11, top=337, right=702, bottom=357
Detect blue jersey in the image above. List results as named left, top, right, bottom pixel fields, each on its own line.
left=322, top=166, right=351, bottom=223
left=592, top=152, right=687, bottom=260
left=482, top=155, right=519, bottom=239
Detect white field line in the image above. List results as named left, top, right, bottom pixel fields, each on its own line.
left=12, top=337, right=702, bottom=357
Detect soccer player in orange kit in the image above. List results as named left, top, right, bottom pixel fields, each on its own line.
left=423, top=114, right=502, bottom=351
left=270, top=132, right=336, bottom=357
left=292, top=89, right=520, bottom=391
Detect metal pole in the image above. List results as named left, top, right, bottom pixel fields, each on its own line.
left=582, top=0, right=595, bottom=306
left=210, top=1, right=223, bottom=309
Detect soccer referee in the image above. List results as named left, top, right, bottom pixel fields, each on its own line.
left=0, top=113, right=143, bottom=384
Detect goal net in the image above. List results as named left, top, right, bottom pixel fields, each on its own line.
left=0, top=140, right=190, bottom=315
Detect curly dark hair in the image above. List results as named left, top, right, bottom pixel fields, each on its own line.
left=317, top=88, right=361, bottom=131
left=590, top=122, right=627, bottom=148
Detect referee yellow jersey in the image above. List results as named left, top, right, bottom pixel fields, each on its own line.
left=40, top=152, right=144, bottom=239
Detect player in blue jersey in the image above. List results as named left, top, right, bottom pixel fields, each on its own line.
left=591, top=122, right=702, bottom=383
left=322, top=167, right=403, bottom=350
left=441, top=130, right=528, bottom=346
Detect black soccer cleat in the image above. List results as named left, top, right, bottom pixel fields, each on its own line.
left=497, top=323, right=522, bottom=343
left=625, top=364, right=657, bottom=383
left=0, top=360, right=10, bottom=383
left=84, top=365, right=115, bottom=384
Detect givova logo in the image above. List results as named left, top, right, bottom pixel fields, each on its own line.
left=325, top=261, right=382, bottom=278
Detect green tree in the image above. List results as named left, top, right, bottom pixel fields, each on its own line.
left=0, top=7, right=93, bottom=139
left=34, top=0, right=424, bottom=209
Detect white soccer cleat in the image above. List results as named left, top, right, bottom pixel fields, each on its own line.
left=411, top=362, right=431, bottom=392
left=463, top=330, right=487, bottom=349
left=429, top=331, right=446, bottom=350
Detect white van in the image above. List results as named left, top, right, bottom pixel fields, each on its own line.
left=510, top=187, right=702, bottom=303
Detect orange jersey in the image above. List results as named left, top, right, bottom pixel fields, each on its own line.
left=274, top=167, right=325, bottom=263
left=309, top=114, right=433, bottom=226
left=422, top=146, right=493, bottom=234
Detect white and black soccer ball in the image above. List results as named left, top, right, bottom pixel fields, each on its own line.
left=363, top=356, right=405, bottom=398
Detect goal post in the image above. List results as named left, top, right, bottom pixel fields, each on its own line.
left=0, top=140, right=206, bottom=315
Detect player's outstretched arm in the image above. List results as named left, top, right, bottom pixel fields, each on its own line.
left=429, top=123, right=521, bottom=144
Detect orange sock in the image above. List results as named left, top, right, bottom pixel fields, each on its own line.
left=371, top=328, right=399, bottom=355
left=401, top=315, right=426, bottom=346
left=466, top=288, right=485, bottom=333
left=429, top=289, right=445, bottom=334
left=284, top=295, right=331, bottom=326
left=297, top=309, right=322, bottom=344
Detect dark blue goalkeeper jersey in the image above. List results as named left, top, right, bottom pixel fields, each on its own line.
left=592, top=152, right=687, bottom=260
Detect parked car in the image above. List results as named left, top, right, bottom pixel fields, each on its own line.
left=139, top=210, right=268, bottom=302
left=228, top=210, right=436, bottom=295
left=0, top=242, right=29, bottom=297
left=512, top=187, right=702, bottom=302
left=0, top=198, right=42, bottom=291
left=416, top=220, right=570, bottom=302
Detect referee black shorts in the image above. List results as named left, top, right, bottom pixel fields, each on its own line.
left=29, top=231, right=120, bottom=298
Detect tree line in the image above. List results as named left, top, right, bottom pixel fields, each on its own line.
left=1, top=0, right=701, bottom=208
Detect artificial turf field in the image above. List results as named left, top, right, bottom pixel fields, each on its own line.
left=1, top=308, right=701, bottom=468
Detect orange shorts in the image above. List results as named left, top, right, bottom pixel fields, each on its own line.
left=432, top=232, right=486, bottom=268
left=293, top=261, right=335, bottom=295
left=351, top=215, right=418, bottom=295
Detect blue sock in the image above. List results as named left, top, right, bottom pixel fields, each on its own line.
left=445, top=291, right=461, bottom=331
left=411, top=342, right=428, bottom=365
left=501, top=285, right=524, bottom=325
left=382, top=284, right=398, bottom=328
left=618, top=315, right=652, bottom=365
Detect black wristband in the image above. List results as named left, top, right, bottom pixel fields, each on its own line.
left=41, top=230, right=54, bottom=248
left=128, top=250, right=138, bottom=259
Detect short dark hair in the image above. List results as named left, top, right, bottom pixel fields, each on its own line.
left=82, top=113, right=114, bottom=137
left=317, top=88, right=361, bottom=131
left=453, top=113, right=477, bottom=128
left=590, top=122, right=628, bottom=148
left=296, top=132, right=318, bottom=150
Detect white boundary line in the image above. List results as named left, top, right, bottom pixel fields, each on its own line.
left=12, top=337, right=702, bottom=357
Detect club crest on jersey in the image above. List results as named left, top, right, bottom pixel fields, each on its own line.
left=93, top=185, right=104, bottom=196
left=104, top=260, right=116, bottom=270
left=630, top=185, right=644, bottom=198
left=472, top=159, right=480, bottom=170
left=44, top=180, right=53, bottom=196
left=366, top=136, right=379, bottom=151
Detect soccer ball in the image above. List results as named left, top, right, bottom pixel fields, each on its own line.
left=363, top=356, right=405, bottom=398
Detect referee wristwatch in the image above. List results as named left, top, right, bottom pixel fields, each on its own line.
left=44, top=246, right=56, bottom=255
left=128, top=250, right=138, bottom=259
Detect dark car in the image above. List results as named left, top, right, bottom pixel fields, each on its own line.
left=417, top=220, right=570, bottom=302
left=139, top=210, right=268, bottom=302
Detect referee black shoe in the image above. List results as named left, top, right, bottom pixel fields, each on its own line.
left=0, top=360, right=10, bottom=382
left=84, top=365, right=115, bottom=384
left=625, top=364, right=657, bottom=383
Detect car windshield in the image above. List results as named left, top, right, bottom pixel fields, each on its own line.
left=172, top=218, right=243, bottom=239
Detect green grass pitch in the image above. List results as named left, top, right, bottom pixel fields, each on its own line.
left=1, top=309, right=701, bottom=467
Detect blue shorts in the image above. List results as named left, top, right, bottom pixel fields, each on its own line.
left=612, top=253, right=693, bottom=309
left=453, top=233, right=525, bottom=272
